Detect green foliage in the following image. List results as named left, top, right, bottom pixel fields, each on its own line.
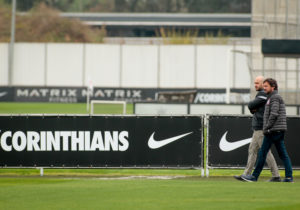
left=198, top=30, right=230, bottom=45
left=2, top=0, right=251, bottom=13
left=158, top=28, right=198, bottom=45
left=0, top=0, right=6, bottom=6
left=157, top=28, right=230, bottom=45
left=0, top=5, right=11, bottom=42
left=184, top=0, right=250, bottom=13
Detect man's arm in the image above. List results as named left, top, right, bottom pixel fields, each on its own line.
left=264, top=97, right=280, bottom=130
left=248, top=92, right=267, bottom=113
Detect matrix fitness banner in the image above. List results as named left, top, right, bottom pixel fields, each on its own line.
left=207, top=115, right=300, bottom=168
left=0, top=86, right=250, bottom=104
left=0, top=115, right=203, bottom=168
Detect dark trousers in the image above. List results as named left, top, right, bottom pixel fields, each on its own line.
left=252, top=131, right=293, bottom=179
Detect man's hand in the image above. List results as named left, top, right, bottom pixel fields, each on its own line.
left=263, top=129, right=271, bottom=135
left=250, top=109, right=257, bottom=114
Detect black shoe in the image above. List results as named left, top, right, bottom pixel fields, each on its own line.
left=234, top=175, right=244, bottom=181
left=268, top=177, right=281, bottom=182
left=241, top=174, right=257, bottom=182
left=282, top=177, right=294, bottom=183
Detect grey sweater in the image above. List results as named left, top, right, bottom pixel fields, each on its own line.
left=263, top=90, right=287, bottom=133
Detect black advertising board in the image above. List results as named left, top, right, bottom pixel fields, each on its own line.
left=207, top=115, right=300, bottom=168
left=0, top=115, right=203, bottom=168
left=0, top=87, right=14, bottom=102
left=262, top=39, right=300, bottom=57
left=0, top=86, right=250, bottom=104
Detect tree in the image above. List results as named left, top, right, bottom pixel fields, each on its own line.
left=1, top=0, right=251, bottom=13
left=114, top=0, right=128, bottom=12
left=4, top=0, right=54, bottom=11
left=0, top=3, right=106, bottom=42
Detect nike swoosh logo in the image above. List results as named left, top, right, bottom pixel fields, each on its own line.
left=148, top=131, right=193, bottom=149
left=219, top=131, right=252, bottom=152
left=0, top=92, right=7, bottom=97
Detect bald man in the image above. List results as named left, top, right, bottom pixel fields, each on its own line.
left=234, top=76, right=280, bottom=182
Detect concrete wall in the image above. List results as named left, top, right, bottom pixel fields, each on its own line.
left=0, top=43, right=251, bottom=89
left=85, top=44, right=120, bottom=87
left=251, top=0, right=300, bottom=104
left=14, top=43, right=45, bottom=86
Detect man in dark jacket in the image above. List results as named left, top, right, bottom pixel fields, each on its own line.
left=234, top=76, right=280, bottom=181
left=240, top=78, right=293, bottom=182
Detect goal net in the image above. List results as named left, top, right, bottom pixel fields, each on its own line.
left=90, top=100, right=127, bottom=115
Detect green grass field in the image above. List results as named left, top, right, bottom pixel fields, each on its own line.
left=0, top=102, right=133, bottom=114
left=0, top=102, right=299, bottom=209
left=0, top=175, right=299, bottom=210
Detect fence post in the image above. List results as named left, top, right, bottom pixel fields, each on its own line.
left=44, top=43, right=48, bottom=86
left=205, top=115, right=210, bottom=177
left=82, top=43, right=86, bottom=87
left=157, top=44, right=161, bottom=88
left=194, top=44, right=197, bottom=88
left=119, top=44, right=123, bottom=87
left=39, top=167, right=44, bottom=177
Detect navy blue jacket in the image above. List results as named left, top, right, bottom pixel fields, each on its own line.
left=248, top=89, right=267, bottom=130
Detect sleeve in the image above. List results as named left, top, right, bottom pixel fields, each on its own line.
left=248, top=92, right=267, bottom=112
left=264, top=97, right=280, bottom=129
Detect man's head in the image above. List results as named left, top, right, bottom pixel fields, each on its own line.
left=254, top=76, right=264, bottom=91
left=263, top=78, right=278, bottom=94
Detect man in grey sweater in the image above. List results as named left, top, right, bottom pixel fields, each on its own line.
left=240, top=78, right=293, bottom=182
left=234, top=76, right=280, bottom=182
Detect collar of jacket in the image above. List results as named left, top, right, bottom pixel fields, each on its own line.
left=258, top=89, right=264, bottom=93
left=267, top=90, right=278, bottom=98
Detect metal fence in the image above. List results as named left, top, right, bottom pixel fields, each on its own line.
left=0, top=41, right=251, bottom=90
left=0, top=115, right=204, bottom=169
left=1, top=114, right=300, bottom=178
left=134, top=102, right=300, bottom=115
left=206, top=115, right=300, bottom=176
